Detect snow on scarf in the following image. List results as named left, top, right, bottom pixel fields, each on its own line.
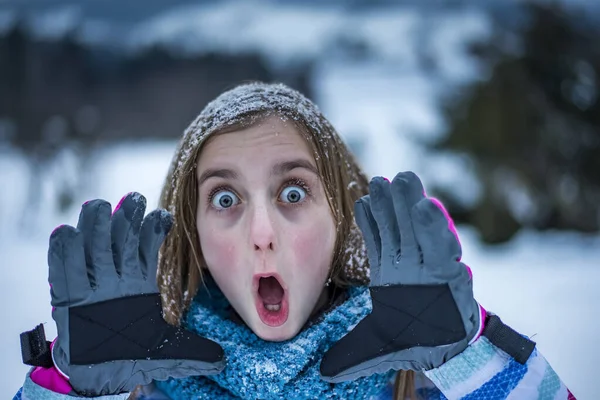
left=154, top=282, right=394, bottom=399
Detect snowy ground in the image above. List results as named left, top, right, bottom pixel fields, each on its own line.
left=2, top=140, right=599, bottom=399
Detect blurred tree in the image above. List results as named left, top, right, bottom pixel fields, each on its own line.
left=0, top=22, right=313, bottom=230
left=432, top=2, right=600, bottom=244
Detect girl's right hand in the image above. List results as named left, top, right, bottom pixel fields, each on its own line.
left=48, top=193, right=224, bottom=396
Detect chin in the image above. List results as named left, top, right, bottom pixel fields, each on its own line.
left=250, top=319, right=302, bottom=342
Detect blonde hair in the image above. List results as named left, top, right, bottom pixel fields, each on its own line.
left=156, top=82, right=416, bottom=400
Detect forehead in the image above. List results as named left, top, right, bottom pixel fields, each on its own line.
left=199, top=116, right=312, bottom=162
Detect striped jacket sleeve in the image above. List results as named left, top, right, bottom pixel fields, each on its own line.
left=423, top=336, right=575, bottom=399
left=14, top=370, right=170, bottom=400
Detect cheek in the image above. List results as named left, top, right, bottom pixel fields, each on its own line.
left=198, top=224, right=239, bottom=276
left=290, top=217, right=336, bottom=279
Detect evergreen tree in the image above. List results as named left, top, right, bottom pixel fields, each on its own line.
left=433, top=3, right=600, bottom=243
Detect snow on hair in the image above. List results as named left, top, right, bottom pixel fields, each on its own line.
left=176, top=82, right=333, bottom=172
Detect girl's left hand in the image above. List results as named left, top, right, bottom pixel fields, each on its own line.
left=320, top=171, right=485, bottom=382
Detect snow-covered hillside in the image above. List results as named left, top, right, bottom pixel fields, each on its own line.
left=1, top=142, right=599, bottom=399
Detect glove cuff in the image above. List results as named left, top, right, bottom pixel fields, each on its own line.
left=468, top=303, right=487, bottom=345
left=50, top=339, right=71, bottom=381
left=21, top=324, right=74, bottom=395
left=32, top=338, right=74, bottom=395
left=30, top=364, right=74, bottom=395
left=20, top=324, right=53, bottom=368
left=481, top=313, right=536, bottom=364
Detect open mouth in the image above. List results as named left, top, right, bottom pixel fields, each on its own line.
left=254, top=274, right=289, bottom=327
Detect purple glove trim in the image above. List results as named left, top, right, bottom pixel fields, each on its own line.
left=30, top=366, right=72, bottom=395
left=30, top=340, right=73, bottom=395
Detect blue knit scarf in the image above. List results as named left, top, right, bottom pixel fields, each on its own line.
left=155, top=283, right=394, bottom=399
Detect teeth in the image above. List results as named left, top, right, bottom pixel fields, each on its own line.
left=265, top=304, right=281, bottom=312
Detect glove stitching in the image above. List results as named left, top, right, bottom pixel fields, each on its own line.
left=143, top=219, right=162, bottom=283
left=397, top=180, right=418, bottom=250
left=71, top=301, right=158, bottom=357
left=326, top=287, right=463, bottom=374
left=88, top=205, right=106, bottom=288
left=60, top=234, right=73, bottom=306
left=114, top=207, right=138, bottom=277
left=371, top=287, right=464, bottom=340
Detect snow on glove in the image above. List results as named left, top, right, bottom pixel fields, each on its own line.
left=48, top=192, right=225, bottom=396
left=320, top=171, right=485, bottom=382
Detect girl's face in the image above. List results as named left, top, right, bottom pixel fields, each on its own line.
left=196, top=116, right=336, bottom=341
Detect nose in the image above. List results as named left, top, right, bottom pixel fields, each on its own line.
left=249, top=203, right=276, bottom=252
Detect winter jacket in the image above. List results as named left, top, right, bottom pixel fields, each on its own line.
left=14, top=329, right=574, bottom=399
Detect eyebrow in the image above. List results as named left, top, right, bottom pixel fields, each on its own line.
left=271, top=159, right=318, bottom=177
left=198, top=168, right=238, bottom=187
left=197, top=158, right=318, bottom=187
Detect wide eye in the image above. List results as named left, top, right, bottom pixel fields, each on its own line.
left=280, top=186, right=306, bottom=204
left=211, top=190, right=239, bottom=210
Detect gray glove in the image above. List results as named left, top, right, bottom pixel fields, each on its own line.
left=49, top=192, right=225, bottom=396
left=320, top=171, right=484, bottom=382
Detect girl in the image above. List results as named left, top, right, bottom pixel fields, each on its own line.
left=16, top=82, right=574, bottom=399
